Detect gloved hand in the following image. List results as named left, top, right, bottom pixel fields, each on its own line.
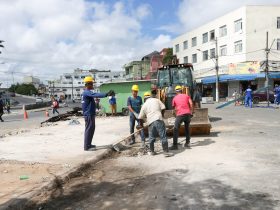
left=106, top=90, right=115, bottom=97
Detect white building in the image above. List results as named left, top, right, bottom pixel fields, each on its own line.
left=47, top=69, right=125, bottom=100
left=23, top=76, right=40, bottom=88
left=173, top=5, right=280, bottom=99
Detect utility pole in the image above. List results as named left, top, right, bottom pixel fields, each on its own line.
left=215, top=38, right=219, bottom=102
left=265, top=31, right=270, bottom=107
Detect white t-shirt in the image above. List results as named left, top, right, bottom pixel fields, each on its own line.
left=138, top=98, right=166, bottom=125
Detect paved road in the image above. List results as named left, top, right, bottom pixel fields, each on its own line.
left=13, top=96, right=36, bottom=105
left=26, top=103, right=280, bottom=210
left=0, top=102, right=82, bottom=136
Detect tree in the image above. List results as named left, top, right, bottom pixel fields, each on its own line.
left=162, top=48, right=174, bottom=65
left=9, top=83, right=38, bottom=95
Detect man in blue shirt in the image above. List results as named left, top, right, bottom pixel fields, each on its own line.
left=245, top=85, right=253, bottom=108
left=109, top=94, right=117, bottom=116
left=82, top=76, right=113, bottom=151
left=274, top=84, right=280, bottom=105
left=127, top=85, right=145, bottom=145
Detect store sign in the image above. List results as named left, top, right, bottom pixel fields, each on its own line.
left=228, top=62, right=260, bottom=74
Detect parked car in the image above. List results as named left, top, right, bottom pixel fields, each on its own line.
left=35, top=97, right=44, bottom=104
left=252, top=90, right=274, bottom=104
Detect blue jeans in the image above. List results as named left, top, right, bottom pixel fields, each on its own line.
left=148, top=120, right=168, bottom=145
left=245, top=96, right=252, bottom=108
left=52, top=108, right=59, bottom=115
left=84, top=115, right=95, bottom=150
left=129, top=112, right=145, bottom=142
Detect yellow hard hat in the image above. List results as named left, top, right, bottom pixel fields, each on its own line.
left=84, top=76, right=95, bottom=83
left=131, top=84, right=139, bottom=91
left=144, top=91, right=151, bottom=97
left=175, top=85, right=182, bottom=91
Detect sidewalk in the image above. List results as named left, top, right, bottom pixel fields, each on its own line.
left=0, top=116, right=130, bottom=207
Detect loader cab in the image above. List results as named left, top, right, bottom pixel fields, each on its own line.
left=157, top=64, right=194, bottom=109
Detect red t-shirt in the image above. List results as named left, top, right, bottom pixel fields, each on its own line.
left=172, top=94, right=191, bottom=116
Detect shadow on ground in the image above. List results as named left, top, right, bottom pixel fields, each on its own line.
left=209, top=116, right=223, bottom=122
left=1, top=167, right=278, bottom=210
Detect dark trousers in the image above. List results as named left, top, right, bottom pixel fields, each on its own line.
left=173, top=114, right=191, bottom=145
left=84, top=115, right=96, bottom=150
left=129, top=113, right=145, bottom=142
left=0, top=112, right=3, bottom=122
left=148, top=120, right=168, bottom=145
left=52, top=108, right=59, bottom=115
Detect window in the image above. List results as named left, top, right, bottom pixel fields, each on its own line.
left=183, top=56, right=188, bottom=63
left=175, top=44, right=179, bottom=53
left=202, top=50, right=208, bottom=61
left=277, top=17, right=280, bottom=29
left=277, top=39, right=280, bottom=50
left=81, top=76, right=85, bottom=79
left=234, top=19, right=243, bottom=32
left=183, top=40, right=188, bottom=50
left=202, top=32, right=208, bottom=43
left=74, top=76, right=79, bottom=79
left=220, top=45, right=227, bottom=56
left=210, top=48, right=215, bottom=58
left=192, top=54, right=197, bottom=63
left=234, top=40, right=243, bottom=53
left=76, top=89, right=80, bottom=91
left=210, top=30, right=215, bottom=41
left=219, top=25, right=227, bottom=37
left=62, top=89, right=67, bottom=92
left=191, top=37, right=197, bottom=47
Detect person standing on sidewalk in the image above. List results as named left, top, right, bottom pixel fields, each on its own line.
left=109, top=94, right=117, bottom=116
left=138, top=92, right=172, bottom=156
left=170, top=85, right=194, bottom=150
left=82, top=76, right=113, bottom=151
left=244, top=85, right=253, bottom=108
left=0, top=97, right=4, bottom=122
left=51, top=96, right=60, bottom=115
left=127, top=85, right=145, bottom=146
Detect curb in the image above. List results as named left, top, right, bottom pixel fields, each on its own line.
left=1, top=148, right=113, bottom=210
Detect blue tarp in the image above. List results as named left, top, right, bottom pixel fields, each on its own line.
left=201, top=73, right=266, bottom=84
left=269, top=72, right=280, bottom=79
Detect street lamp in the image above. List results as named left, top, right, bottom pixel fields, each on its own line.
left=197, top=37, right=219, bottom=102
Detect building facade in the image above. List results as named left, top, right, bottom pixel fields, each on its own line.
left=47, top=69, right=125, bottom=100
left=173, top=5, right=280, bottom=99
left=23, top=76, right=40, bottom=89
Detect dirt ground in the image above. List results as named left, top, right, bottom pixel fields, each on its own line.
left=2, top=104, right=280, bottom=210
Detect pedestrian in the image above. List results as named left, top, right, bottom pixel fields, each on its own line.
left=138, top=92, right=172, bottom=156
left=127, top=84, right=145, bottom=146
left=95, top=98, right=100, bottom=111
left=244, top=85, right=253, bottom=108
left=82, top=76, right=114, bottom=151
left=109, top=94, right=117, bottom=116
left=51, top=96, right=60, bottom=115
left=6, top=99, right=11, bottom=114
left=170, top=85, right=194, bottom=150
left=274, top=84, right=280, bottom=105
left=193, top=87, right=202, bottom=108
left=0, top=97, right=4, bottom=122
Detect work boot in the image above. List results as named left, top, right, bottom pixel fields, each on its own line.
left=148, top=143, right=156, bottom=156
left=162, top=142, right=174, bottom=157
left=129, top=139, right=135, bottom=145
left=183, top=142, right=191, bottom=149
left=169, top=144, right=178, bottom=150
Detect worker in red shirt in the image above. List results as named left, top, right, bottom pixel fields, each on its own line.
left=170, top=85, right=194, bottom=150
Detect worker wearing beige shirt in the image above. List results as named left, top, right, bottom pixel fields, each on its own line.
left=138, top=92, right=170, bottom=156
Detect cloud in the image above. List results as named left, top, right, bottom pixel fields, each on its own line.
left=0, top=0, right=167, bottom=85
left=160, top=0, right=280, bottom=34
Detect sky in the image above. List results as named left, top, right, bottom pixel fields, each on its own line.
left=0, top=0, right=279, bottom=86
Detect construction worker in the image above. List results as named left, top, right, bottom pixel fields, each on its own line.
left=170, top=85, right=194, bottom=150
left=245, top=85, right=253, bottom=108
left=0, top=96, right=4, bottom=122
left=139, top=92, right=171, bottom=156
left=127, top=84, right=145, bottom=145
left=82, top=76, right=113, bottom=151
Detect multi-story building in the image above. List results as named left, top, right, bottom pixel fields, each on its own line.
left=47, top=69, right=125, bottom=100
left=173, top=5, right=280, bottom=99
left=23, top=76, right=40, bottom=89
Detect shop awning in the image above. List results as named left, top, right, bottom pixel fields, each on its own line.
left=201, top=73, right=266, bottom=84
left=269, top=72, right=280, bottom=79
